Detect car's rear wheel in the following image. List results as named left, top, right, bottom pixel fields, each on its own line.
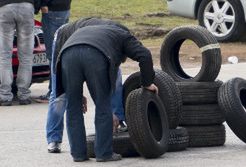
left=198, top=0, right=246, bottom=42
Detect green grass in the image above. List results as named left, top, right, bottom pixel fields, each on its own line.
left=35, top=0, right=197, bottom=30
left=34, top=0, right=199, bottom=49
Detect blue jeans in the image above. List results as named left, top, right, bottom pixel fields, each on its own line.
left=46, top=39, right=125, bottom=145
left=61, top=45, right=113, bottom=159
left=111, top=69, right=125, bottom=121
left=42, top=10, right=70, bottom=94
left=46, top=67, right=125, bottom=144
left=0, top=3, right=34, bottom=101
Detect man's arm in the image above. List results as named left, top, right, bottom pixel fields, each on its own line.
left=123, top=34, right=155, bottom=88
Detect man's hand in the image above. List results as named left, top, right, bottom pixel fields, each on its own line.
left=41, top=6, right=49, bottom=13
left=113, top=114, right=120, bottom=133
left=82, top=96, right=87, bottom=113
left=144, top=83, right=159, bottom=94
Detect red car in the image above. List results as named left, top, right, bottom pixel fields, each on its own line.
left=12, top=20, right=50, bottom=93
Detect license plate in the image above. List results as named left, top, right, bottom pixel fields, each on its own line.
left=33, top=53, right=49, bottom=66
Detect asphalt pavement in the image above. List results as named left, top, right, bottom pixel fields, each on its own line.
left=0, top=63, right=245, bottom=167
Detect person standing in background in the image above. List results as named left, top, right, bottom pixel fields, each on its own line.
left=35, top=0, right=71, bottom=102
left=0, top=0, right=34, bottom=106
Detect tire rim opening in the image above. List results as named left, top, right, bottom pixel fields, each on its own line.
left=147, top=101, right=163, bottom=142
left=178, top=39, right=202, bottom=78
left=240, top=89, right=246, bottom=111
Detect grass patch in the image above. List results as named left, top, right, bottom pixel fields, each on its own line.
left=35, top=0, right=197, bottom=30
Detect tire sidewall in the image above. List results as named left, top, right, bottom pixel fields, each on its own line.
left=160, top=26, right=221, bottom=81
left=139, top=90, right=169, bottom=154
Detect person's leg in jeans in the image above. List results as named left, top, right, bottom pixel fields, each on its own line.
left=46, top=68, right=125, bottom=152
left=15, top=3, right=34, bottom=102
left=46, top=68, right=66, bottom=146
left=0, top=4, right=15, bottom=104
left=40, top=10, right=70, bottom=101
left=82, top=47, right=113, bottom=160
left=46, top=35, right=67, bottom=152
left=61, top=46, right=88, bottom=160
left=111, top=69, right=125, bottom=121
left=46, top=93, right=67, bottom=144
left=46, top=91, right=67, bottom=153
left=61, top=45, right=120, bottom=161
left=46, top=51, right=67, bottom=147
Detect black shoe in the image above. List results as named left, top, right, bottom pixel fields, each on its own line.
left=73, top=157, right=89, bottom=162
left=96, top=153, right=122, bottom=162
left=0, top=100, right=12, bottom=106
left=34, top=94, right=49, bottom=103
left=19, top=98, right=32, bottom=105
left=118, top=121, right=128, bottom=132
left=48, top=142, right=61, bottom=153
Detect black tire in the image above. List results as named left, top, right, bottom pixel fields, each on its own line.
left=123, top=70, right=182, bottom=129
left=176, top=80, right=223, bottom=104
left=87, top=127, right=189, bottom=157
left=198, top=0, right=246, bottom=42
left=218, top=77, right=246, bottom=143
left=168, top=127, right=189, bottom=152
left=87, top=132, right=139, bottom=158
left=160, top=25, right=221, bottom=82
left=125, top=88, right=169, bottom=158
left=180, top=104, right=225, bottom=126
left=186, top=124, right=226, bottom=147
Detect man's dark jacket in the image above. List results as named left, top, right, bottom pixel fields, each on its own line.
left=53, top=18, right=129, bottom=63
left=41, top=0, right=71, bottom=11
left=54, top=19, right=155, bottom=97
left=0, top=0, right=34, bottom=7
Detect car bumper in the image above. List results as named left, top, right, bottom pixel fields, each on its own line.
left=12, top=44, right=50, bottom=83
left=167, top=0, right=197, bottom=18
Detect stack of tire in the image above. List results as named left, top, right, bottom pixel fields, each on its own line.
left=87, top=69, right=189, bottom=159
left=123, top=70, right=189, bottom=158
left=160, top=25, right=226, bottom=147
left=86, top=25, right=230, bottom=159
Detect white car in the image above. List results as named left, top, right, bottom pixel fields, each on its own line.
left=167, top=0, right=246, bottom=42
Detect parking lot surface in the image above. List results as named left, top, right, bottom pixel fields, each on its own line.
left=0, top=63, right=245, bottom=167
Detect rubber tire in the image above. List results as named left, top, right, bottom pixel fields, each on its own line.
left=180, top=104, right=225, bottom=126
left=176, top=80, right=223, bottom=104
left=218, top=77, right=246, bottom=143
left=160, top=25, right=221, bottom=82
left=168, top=127, right=189, bottom=152
left=123, top=69, right=182, bottom=129
left=87, top=127, right=189, bottom=157
left=87, top=132, right=139, bottom=158
left=198, top=0, right=246, bottom=42
left=186, top=124, right=226, bottom=147
left=125, top=88, right=169, bottom=158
